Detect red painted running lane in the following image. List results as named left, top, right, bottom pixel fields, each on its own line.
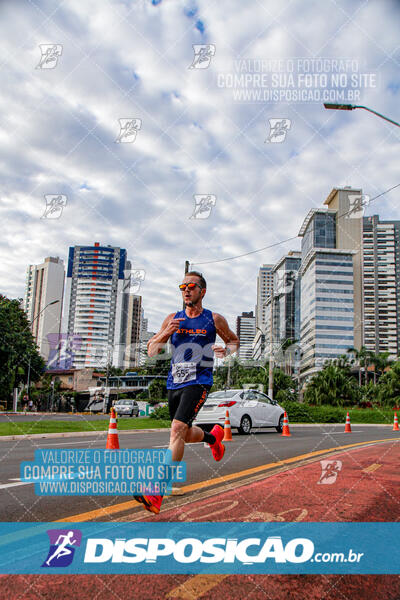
left=150, top=439, right=400, bottom=524
left=1, top=441, right=399, bottom=599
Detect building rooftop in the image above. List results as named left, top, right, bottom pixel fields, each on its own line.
left=298, top=208, right=335, bottom=237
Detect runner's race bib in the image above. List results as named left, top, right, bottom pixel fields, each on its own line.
left=172, top=362, right=197, bottom=384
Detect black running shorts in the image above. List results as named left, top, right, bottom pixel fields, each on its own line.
left=167, top=384, right=211, bottom=427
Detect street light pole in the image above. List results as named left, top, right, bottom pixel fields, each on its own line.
left=268, top=296, right=274, bottom=399
left=183, top=260, right=190, bottom=310
left=323, top=104, right=400, bottom=128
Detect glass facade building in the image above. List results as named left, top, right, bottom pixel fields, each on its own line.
left=299, top=208, right=356, bottom=379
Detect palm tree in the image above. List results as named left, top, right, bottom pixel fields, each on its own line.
left=367, top=351, right=392, bottom=384
left=304, top=363, right=358, bottom=407
left=347, top=346, right=372, bottom=386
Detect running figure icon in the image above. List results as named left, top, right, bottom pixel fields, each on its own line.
left=45, top=531, right=77, bottom=566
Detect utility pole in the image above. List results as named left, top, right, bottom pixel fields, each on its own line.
left=26, top=358, right=31, bottom=399
left=183, top=260, right=190, bottom=309
left=50, top=380, right=55, bottom=412
left=268, top=295, right=274, bottom=400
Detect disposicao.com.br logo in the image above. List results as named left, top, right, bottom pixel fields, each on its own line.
left=82, top=536, right=362, bottom=565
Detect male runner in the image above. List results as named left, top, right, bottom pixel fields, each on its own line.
left=134, top=270, right=240, bottom=514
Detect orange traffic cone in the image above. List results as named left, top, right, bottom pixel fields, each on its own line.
left=393, top=412, right=399, bottom=431
left=281, top=412, right=291, bottom=437
left=106, top=407, right=120, bottom=449
left=223, top=410, right=233, bottom=441
left=344, top=412, right=352, bottom=433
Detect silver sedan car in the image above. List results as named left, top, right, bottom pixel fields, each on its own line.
left=193, top=389, right=285, bottom=435
left=114, top=399, right=139, bottom=418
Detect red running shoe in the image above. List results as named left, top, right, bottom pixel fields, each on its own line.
left=134, top=494, right=163, bottom=514
left=209, top=424, right=225, bottom=461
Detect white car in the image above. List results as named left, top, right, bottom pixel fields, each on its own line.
left=193, top=389, right=285, bottom=435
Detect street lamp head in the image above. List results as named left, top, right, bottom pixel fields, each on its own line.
left=48, top=300, right=60, bottom=306
left=324, top=103, right=354, bottom=110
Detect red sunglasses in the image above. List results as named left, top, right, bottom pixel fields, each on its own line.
left=179, top=282, right=202, bottom=291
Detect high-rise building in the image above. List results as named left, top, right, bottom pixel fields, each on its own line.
left=271, top=251, right=301, bottom=346
left=24, top=257, right=65, bottom=362
left=256, top=265, right=273, bottom=330
left=324, top=187, right=364, bottom=349
left=363, top=215, right=400, bottom=357
left=236, top=311, right=256, bottom=360
left=298, top=187, right=363, bottom=380
left=122, top=294, right=142, bottom=368
left=62, top=242, right=129, bottom=369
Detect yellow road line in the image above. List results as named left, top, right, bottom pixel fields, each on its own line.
left=166, top=575, right=228, bottom=599
left=362, top=463, right=382, bottom=473
left=57, top=437, right=397, bottom=522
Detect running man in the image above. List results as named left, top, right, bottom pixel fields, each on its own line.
left=134, top=271, right=240, bottom=514
left=45, top=531, right=77, bottom=566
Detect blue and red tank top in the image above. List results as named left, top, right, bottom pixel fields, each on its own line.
left=166, top=308, right=216, bottom=390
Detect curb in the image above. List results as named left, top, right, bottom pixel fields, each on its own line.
left=0, top=428, right=169, bottom=441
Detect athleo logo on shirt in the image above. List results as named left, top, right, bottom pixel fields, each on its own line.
left=176, top=328, right=207, bottom=335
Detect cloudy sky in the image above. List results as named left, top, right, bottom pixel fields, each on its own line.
left=1, top=0, right=399, bottom=332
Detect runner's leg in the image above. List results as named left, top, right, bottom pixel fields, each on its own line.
left=169, top=418, right=189, bottom=461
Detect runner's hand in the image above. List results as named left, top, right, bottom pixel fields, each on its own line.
left=212, top=344, right=228, bottom=358
left=164, top=318, right=186, bottom=336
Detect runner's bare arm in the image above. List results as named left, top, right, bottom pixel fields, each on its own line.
left=212, top=313, right=240, bottom=358
left=147, top=312, right=185, bottom=357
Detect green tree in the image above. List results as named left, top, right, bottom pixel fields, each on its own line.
left=376, top=360, right=400, bottom=407
left=273, top=368, right=298, bottom=402
left=0, top=295, right=45, bottom=407
left=147, top=377, right=167, bottom=403
left=367, top=351, right=393, bottom=384
left=304, top=362, right=359, bottom=407
left=347, top=346, right=374, bottom=386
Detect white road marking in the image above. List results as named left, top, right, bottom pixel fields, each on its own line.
left=322, top=431, right=363, bottom=434
left=0, top=481, right=32, bottom=490
left=38, top=440, right=106, bottom=446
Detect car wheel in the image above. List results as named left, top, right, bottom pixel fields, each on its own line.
left=130, top=412, right=134, bottom=418
left=276, top=414, right=284, bottom=433
left=238, top=415, right=252, bottom=435
left=135, top=412, right=139, bottom=417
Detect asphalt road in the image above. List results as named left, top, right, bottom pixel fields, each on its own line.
left=0, top=424, right=397, bottom=522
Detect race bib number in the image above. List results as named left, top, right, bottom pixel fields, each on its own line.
left=172, top=362, right=197, bottom=384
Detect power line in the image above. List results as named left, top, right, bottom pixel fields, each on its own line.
left=191, top=183, right=400, bottom=267
left=191, top=235, right=298, bottom=266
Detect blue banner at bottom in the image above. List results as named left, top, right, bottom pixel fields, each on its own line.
left=0, top=522, right=398, bottom=574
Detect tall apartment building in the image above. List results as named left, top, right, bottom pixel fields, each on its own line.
left=122, top=294, right=142, bottom=368
left=62, top=243, right=129, bottom=369
left=236, top=311, right=256, bottom=360
left=24, top=257, right=65, bottom=361
left=298, top=187, right=363, bottom=380
left=363, top=215, right=400, bottom=357
left=255, top=265, right=274, bottom=330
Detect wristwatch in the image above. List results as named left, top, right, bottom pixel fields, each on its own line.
left=225, top=347, right=232, bottom=356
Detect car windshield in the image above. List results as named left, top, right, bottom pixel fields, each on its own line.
left=207, top=391, right=238, bottom=400
left=116, top=401, right=131, bottom=405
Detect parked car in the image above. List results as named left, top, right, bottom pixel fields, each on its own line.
left=193, top=389, right=285, bottom=435
left=114, top=399, right=139, bottom=418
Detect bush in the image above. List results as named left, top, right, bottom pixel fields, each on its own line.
left=151, top=404, right=170, bottom=421
left=281, top=400, right=394, bottom=424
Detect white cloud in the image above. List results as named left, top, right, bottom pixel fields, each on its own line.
left=0, top=0, right=399, bottom=334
